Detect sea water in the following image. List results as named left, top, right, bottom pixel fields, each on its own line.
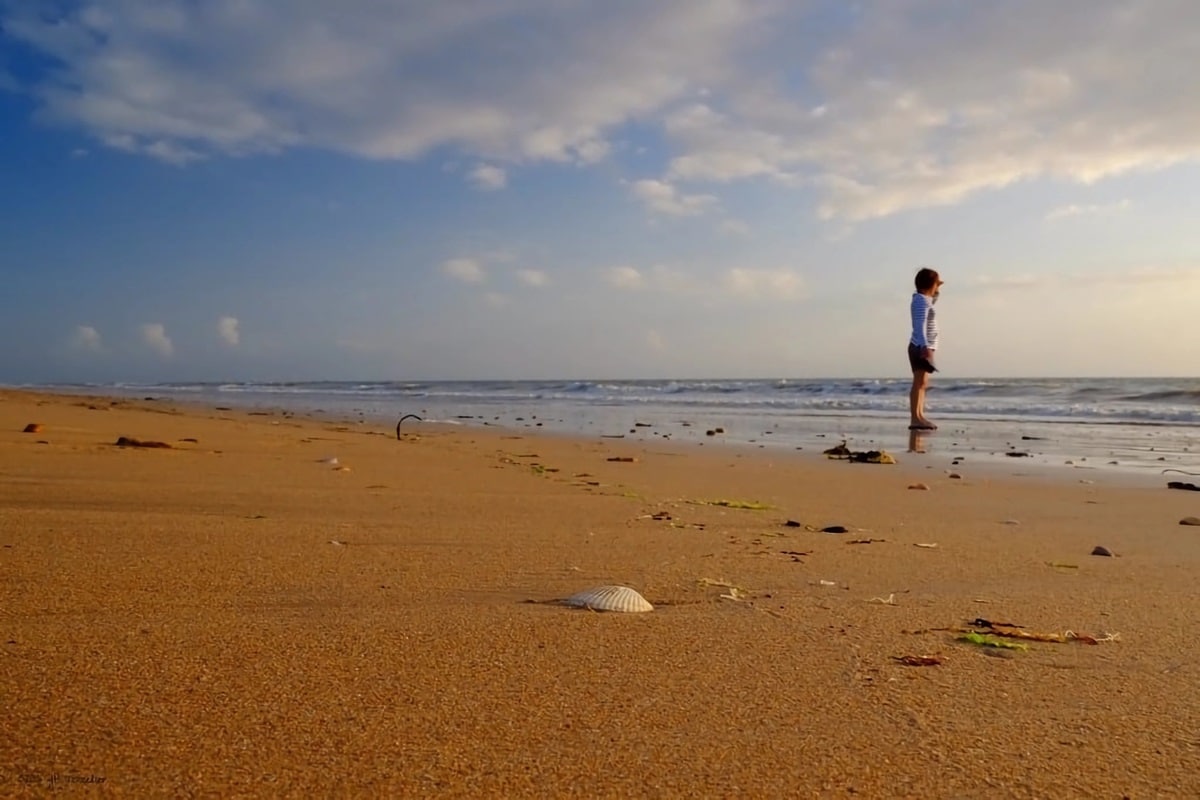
left=27, top=377, right=1200, bottom=483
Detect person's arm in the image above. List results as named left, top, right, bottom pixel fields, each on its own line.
left=911, top=295, right=929, bottom=350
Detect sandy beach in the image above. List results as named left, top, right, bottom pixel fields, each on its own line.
left=3, top=388, right=1200, bottom=798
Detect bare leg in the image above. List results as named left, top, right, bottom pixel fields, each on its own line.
left=909, top=370, right=927, bottom=426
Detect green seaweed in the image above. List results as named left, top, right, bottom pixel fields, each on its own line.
left=698, top=499, right=774, bottom=510
left=957, top=632, right=1029, bottom=651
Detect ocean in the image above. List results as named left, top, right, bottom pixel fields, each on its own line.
left=25, top=377, right=1200, bottom=483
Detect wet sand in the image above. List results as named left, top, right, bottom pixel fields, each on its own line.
left=2, top=389, right=1200, bottom=798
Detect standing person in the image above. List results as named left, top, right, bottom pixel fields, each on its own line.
left=908, top=267, right=943, bottom=430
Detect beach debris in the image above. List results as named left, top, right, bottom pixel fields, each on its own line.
left=563, top=585, right=654, bottom=613
left=634, top=422, right=652, bottom=428
left=967, top=617, right=1019, bottom=628
left=1090, top=545, right=1114, bottom=557
left=780, top=550, right=811, bottom=561
left=851, top=450, right=896, bottom=464
left=914, top=542, right=938, bottom=549
left=606, top=456, right=638, bottom=463
left=395, top=413, right=423, bottom=439
left=1001, top=519, right=1021, bottom=525
left=1168, top=481, right=1200, bottom=492
left=329, top=539, right=346, bottom=546
left=698, top=499, right=774, bottom=510
left=1047, top=562, right=1079, bottom=569
left=1021, top=436, right=1046, bottom=440
left=966, top=618, right=1115, bottom=646
left=114, top=436, right=172, bottom=449
left=957, top=632, right=1029, bottom=651
left=892, top=655, right=942, bottom=666
left=867, top=593, right=897, bottom=605
left=719, top=587, right=745, bottom=601
left=908, top=482, right=930, bottom=490
left=818, top=579, right=837, bottom=587
left=1005, top=451, right=1031, bottom=458
left=783, top=519, right=802, bottom=527
left=847, top=538, right=886, bottom=545
left=22, top=423, right=42, bottom=433
left=1180, top=517, right=1200, bottom=526
left=318, top=456, right=339, bottom=465
left=697, top=578, right=742, bottom=590
left=948, top=473, right=963, bottom=480
left=823, top=440, right=898, bottom=464
left=819, top=525, right=849, bottom=534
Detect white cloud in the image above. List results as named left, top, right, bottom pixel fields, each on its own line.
left=441, top=257, right=486, bottom=284
left=3, top=1, right=759, bottom=165
left=1045, top=199, right=1131, bottom=221
left=606, top=265, right=645, bottom=290
left=217, top=315, right=240, bottom=346
left=140, top=322, right=174, bottom=357
left=484, top=292, right=509, bottom=308
left=6, top=2, right=1197, bottom=222
left=630, top=179, right=717, bottom=217
left=516, top=268, right=548, bottom=287
left=660, top=3, right=1200, bottom=221
left=71, top=324, right=104, bottom=353
left=468, top=163, right=507, bottom=190
left=604, top=262, right=803, bottom=302
left=724, top=268, right=805, bottom=299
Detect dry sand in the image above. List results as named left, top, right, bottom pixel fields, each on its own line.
left=2, top=389, right=1200, bottom=798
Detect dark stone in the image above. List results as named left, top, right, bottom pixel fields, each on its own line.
left=115, top=436, right=172, bottom=449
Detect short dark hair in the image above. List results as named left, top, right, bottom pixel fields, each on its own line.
left=914, top=267, right=940, bottom=292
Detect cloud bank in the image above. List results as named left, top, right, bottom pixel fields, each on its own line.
left=5, top=1, right=1196, bottom=221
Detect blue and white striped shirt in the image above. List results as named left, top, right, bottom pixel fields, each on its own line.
left=910, top=293, right=939, bottom=349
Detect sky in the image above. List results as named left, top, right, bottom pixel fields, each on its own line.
left=1, top=0, right=1198, bottom=383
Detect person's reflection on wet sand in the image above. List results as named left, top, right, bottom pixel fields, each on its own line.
left=908, top=427, right=930, bottom=453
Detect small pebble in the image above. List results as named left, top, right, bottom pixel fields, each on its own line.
left=1180, top=517, right=1200, bottom=526
left=1091, top=545, right=1113, bottom=557
left=908, top=483, right=929, bottom=491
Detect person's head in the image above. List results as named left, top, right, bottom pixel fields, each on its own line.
left=914, top=267, right=942, bottom=294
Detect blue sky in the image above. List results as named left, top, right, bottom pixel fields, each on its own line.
left=2, top=0, right=1198, bottom=383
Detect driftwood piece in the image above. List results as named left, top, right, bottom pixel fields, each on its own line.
left=395, top=414, right=423, bottom=439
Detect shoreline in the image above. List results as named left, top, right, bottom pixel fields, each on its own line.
left=9, top=385, right=1197, bottom=489
left=4, top=387, right=1200, bottom=796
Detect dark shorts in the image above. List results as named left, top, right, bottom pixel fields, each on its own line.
left=908, top=343, right=937, bottom=373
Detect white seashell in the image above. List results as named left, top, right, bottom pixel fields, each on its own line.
left=564, top=585, right=653, bottom=613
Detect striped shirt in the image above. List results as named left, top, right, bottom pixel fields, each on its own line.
left=910, top=292, right=939, bottom=349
